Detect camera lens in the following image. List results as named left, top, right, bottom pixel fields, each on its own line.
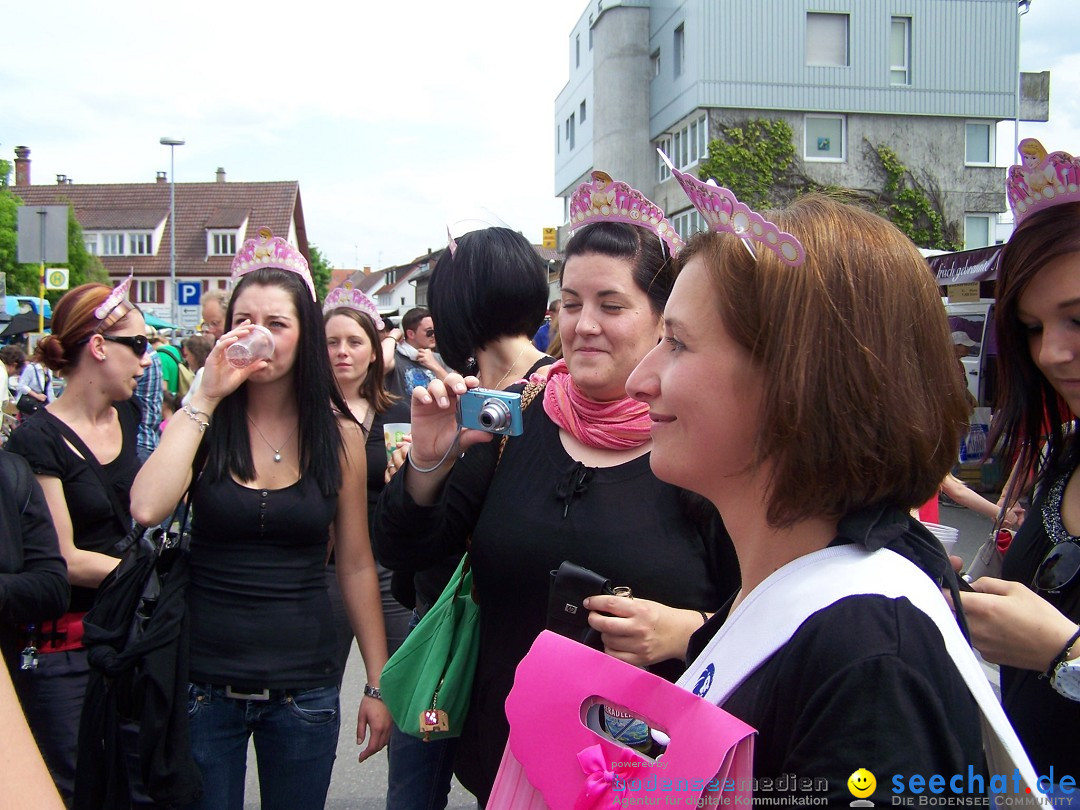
left=478, top=398, right=511, bottom=431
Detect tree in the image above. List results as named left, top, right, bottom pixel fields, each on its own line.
left=307, top=242, right=332, bottom=301
left=697, top=119, right=799, bottom=210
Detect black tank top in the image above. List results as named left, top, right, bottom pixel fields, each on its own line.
left=187, top=474, right=339, bottom=688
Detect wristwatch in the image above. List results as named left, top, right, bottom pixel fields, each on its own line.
left=1050, top=627, right=1080, bottom=702
left=363, top=683, right=382, bottom=701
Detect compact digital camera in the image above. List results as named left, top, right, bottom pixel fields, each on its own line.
left=457, top=388, right=523, bottom=436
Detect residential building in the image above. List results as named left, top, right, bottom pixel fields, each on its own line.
left=10, top=147, right=308, bottom=327
left=554, top=0, right=1049, bottom=249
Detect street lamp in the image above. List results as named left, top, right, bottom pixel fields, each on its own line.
left=159, top=137, right=185, bottom=332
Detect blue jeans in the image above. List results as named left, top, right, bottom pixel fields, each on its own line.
left=385, top=609, right=458, bottom=810
left=183, top=682, right=340, bottom=810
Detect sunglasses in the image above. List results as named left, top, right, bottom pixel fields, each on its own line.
left=1034, top=540, right=1080, bottom=593
left=424, top=328, right=435, bottom=337
left=102, top=334, right=150, bottom=357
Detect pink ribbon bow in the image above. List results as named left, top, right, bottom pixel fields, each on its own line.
left=573, top=744, right=641, bottom=810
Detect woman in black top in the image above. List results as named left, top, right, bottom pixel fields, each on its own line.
left=5, top=278, right=151, bottom=803
left=130, top=230, right=390, bottom=810
left=959, top=140, right=1080, bottom=781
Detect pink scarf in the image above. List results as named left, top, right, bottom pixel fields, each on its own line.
left=539, top=359, right=652, bottom=450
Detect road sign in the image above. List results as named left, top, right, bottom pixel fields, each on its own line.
left=177, top=281, right=202, bottom=307
left=45, top=267, right=70, bottom=290
left=179, top=307, right=201, bottom=329
left=16, top=206, right=69, bottom=264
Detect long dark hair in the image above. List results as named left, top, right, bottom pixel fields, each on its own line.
left=990, top=202, right=1080, bottom=491
left=200, top=268, right=352, bottom=496
left=428, top=228, right=548, bottom=373
left=323, top=307, right=397, bottom=414
left=562, top=222, right=677, bottom=317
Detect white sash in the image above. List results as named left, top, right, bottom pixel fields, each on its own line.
left=676, top=545, right=1043, bottom=798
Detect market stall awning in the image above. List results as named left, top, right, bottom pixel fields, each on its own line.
left=928, top=245, right=1002, bottom=286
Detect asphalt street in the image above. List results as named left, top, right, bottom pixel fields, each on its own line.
left=239, top=498, right=1000, bottom=809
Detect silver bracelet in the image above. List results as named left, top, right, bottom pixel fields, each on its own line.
left=180, top=405, right=210, bottom=434
left=406, top=434, right=461, bottom=474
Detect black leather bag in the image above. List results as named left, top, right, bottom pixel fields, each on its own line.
left=546, top=561, right=616, bottom=646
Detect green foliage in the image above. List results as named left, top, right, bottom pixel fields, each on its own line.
left=307, top=243, right=331, bottom=300
left=867, top=144, right=961, bottom=251
left=697, top=119, right=797, bottom=210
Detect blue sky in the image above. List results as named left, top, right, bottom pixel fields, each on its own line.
left=2, top=0, right=1075, bottom=271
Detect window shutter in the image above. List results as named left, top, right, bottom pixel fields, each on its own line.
left=157, top=279, right=165, bottom=304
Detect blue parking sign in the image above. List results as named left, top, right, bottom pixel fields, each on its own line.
left=177, top=281, right=201, bottom=307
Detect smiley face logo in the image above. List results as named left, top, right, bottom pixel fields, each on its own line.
left=847, top=768, right=876, bottom=799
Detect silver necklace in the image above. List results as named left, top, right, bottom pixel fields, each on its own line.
left=489, top=343, right=529, bottom=391
left=248, top=416, right=298, bottom=463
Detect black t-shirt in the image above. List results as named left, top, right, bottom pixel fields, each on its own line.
left=1000, top=466, right=1080, bottom=777
left=187, top=474, right=339, bottom=688
left=6, top=401, right=141, bottom=612
left=687, top=592, right=985, bottom=804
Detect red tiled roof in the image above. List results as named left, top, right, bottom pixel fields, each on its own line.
left=11, top=180, right=305, bottom=280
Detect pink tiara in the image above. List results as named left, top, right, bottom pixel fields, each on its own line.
left=1007, top=138, right=1080, bottom=226
left=569, top=170, right=685, bottom=255
left=230, top=227, right=316, bottom=301
left=93, top=271, right=135, bottom=332
left=323, top=282, right=384, bottom=330
left=658, top=150, right=805, bottom=267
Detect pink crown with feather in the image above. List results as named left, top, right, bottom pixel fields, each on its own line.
left=323, top=282, right=384, bottom=330
left=1007, top=138, right=1080, bottom=226
left=658, top=149, right=805, bottom=267
left=93, top=271, right=135, bottom=332
left=569, top=171, right=685, bottom=255
left=230, top=227, right=316, bottom=301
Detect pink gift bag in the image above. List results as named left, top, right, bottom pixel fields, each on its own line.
left=488, top=631, right=755, bottom=809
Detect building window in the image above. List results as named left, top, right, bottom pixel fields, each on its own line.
left=964, top=215, right=992, bottom=249
left=589, top=15, right=594, bottom=49
left=556, top=125, right=560, bottom=155
left=806, top=12, right=849, bottom=67
left=84, top=236, right=98, bottom=255
left=671, top=209, right=707, bottom=241
left=136, top=280, right=160, bottom=304
left=209, top=231, right=237, bottom=256
left=576, top=34, right=580, bottom=68
left=890, top=17, right=911, bottom=85
left=651, top=49, right=660, bottom=78
left=386, top=269, right=398, bottom=285
left=129, top=233, right=153, bottom=255
left=965, top=122, right=994, bottom=166
left=674, top=24, right=685, bottom=78
left=580, top=100, right=587, bottom=124
left=102, top=233, right=125, bottom=256
left=804, top=114, right=846, bottom=161
left=657, top=113, right=709, bottom=181
left=568, top=113, right=576, bottom=150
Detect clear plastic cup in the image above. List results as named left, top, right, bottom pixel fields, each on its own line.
left=225, top=325, right=275, bottom=368
left=383, top=422, right=411, bottom=460
left=922, top=521, right=959, bottom=556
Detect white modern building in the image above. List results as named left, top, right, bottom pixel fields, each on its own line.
left=554, top=0, right=1049, bottom=249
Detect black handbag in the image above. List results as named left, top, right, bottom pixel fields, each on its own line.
left=546, top=561, right=617, bottom=646
left=16, top=365, right=49, bottom=415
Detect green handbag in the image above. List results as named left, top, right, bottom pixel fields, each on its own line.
left=379, top=552, right=479, bottom=740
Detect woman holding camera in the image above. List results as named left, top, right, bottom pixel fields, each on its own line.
left=374, top=183, right=737, bottom=805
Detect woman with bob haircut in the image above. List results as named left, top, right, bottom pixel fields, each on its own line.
left=957, top=140, right=1080, bottom=779
left=131, top=230, right=390, bottom=810
left=5, top=278, right=151, bottom=802
left=375, top=176, right=737, bottom=805
left=628, top=192, right=1008, bottom=803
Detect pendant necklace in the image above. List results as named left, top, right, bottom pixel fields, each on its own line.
left=489, top=343, right=530, bottom=391
left=248, top=416, right=298, bottom=463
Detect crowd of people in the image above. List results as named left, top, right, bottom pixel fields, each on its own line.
left=0, top=139, right=1078, bottom=809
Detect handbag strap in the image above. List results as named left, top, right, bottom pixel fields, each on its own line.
left=46, top=410, right=132, bottom=538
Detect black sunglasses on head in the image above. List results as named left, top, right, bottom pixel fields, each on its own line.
left=1034, top=540, right=1080, bottom=593
left=101, top=334, right=150, bottom=357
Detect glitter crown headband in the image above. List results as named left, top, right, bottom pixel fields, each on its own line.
left=230, top=227, right=316, bottom=301
left=323, top=282, right=384, bottom=330
left=658, top=150, right=805, bottom=267
left=569, top=170, right=685, bottom=256
left=1006, top=138, right=1080, bottom=226
left=93, top=272, right=135, bottom=332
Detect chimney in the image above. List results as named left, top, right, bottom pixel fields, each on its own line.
left=363, top=266, right=371, bottom=276
left=156, top=171, right=167, bottom=184
left=216, top=167, right=226, bottom=183
left=13, top=146, right=30, bottom=186
left=56, top=174, right=67, bottom=185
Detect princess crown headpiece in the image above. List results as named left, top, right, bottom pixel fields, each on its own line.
left=323, top=282, right=384, bottom=330
left=230, top=227, right=316, bottom=301
left=657, top=150, right=805, bottom=267
left=1006, top=138, right=1080, bottom=226
left=569, top=170, right=685, bottom=256
left=93, top=271, right=135, bottom=332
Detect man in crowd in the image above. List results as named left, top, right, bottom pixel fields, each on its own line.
left=385, top=307, right=449, bottom=398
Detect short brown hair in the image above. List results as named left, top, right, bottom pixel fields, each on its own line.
left=680, top=194, right=969, bottom=526
left=35, top=284, right=110, bottom=374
